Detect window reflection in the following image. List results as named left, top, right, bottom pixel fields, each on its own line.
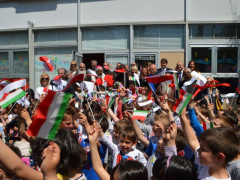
left=191, top=47, right=212, bottom=73
left=217, top=47, right=238, bottom=73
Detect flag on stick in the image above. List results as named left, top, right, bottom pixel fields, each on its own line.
left=0, top=89, right=26, bottom=108
left=27, top=90, right=72, bottom=140
left=0, top=79, right=26, bottom=100
left=173, top=89, right=192, bottom=115
left=132, top=110, right=149, bottom=121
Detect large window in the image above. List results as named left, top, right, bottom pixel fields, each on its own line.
left=0, top=51, right=28, bottom=78
left=0, top=31, right=28, bottom=46
left=34, top=29, right=77, bottom=43
left=191, top=47, right=212, bottom=73
left=134, top=25, right=185, bottom=49
left=13, top=51, right=29, bottom=74
left=217, top=47, right=238, bottom=73
left=82, top=26, right=129, bottom=50
left=189, top=24, right=239, bottom=39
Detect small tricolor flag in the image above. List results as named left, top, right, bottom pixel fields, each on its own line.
left=27, top=90, right=72, bottom=140
left=202, top=121, right=214, bottom=130
left=132, top=110, right=149, bottom=121
left=0, top=89, right=26, bottom=108
left=173, top=89, right=192, bottom=115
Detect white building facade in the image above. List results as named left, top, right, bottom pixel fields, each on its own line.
left=0, top=0, right=239, bottom=91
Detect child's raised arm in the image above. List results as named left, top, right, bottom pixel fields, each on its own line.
left=0, top=139, right=43, bottom=180
left=88, top=123, right=110, bottom=180
left=180, top=107, right=200, bottom=152
left=126, top=111, right=149, bottom=147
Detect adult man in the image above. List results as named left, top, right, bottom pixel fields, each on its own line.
left=158, top=58, right=173, bottom=74
left=176, top=61, right=184, bottom=83
left=50, top=68, right=68, bottom=91
left=179, top=68, right=196, bottom=93
left=79, top=63, right=86, bottom=71
left=149, top=64, right=158, bottom=76
left=91, top=60, right=97, bottom=71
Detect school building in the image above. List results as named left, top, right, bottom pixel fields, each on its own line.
left=0, top=0, right=239, bottom=91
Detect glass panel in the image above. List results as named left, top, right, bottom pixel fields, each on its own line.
left=34, top=47, right=77, bottom=89
left=106, top=54, right=128, bottom=69
left=160, top=25, right=184, bottom=49
left=134, top=26, right=159, bottom=49
left=134, top=25, right=184, bottom=49
left=0, top=31, right=28, bottom=46
left=217, top=47, right=238, bottom=73
left=214, top=24, right=236, bottom=38
left=82, top=26, right=129, bottom=50
left=135, top=54, right=156, bottom=70
left=13, top=51, right=29, bottom=74
left=189, top=25, right=213, bottom=39
left=35, top=29, right=77, bottom=43
left=191, top=47, right=212, bottom=73
left=0, top=52, right=9, bottom=74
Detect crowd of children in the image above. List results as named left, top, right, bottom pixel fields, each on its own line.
left=0, top=59, right=240, bottom=180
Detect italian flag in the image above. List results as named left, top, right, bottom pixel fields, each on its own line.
left=27, top=90, right=72, bottom=140
left=132, top=110, right=149, bottom=121
left=0, top=89, right=26, bottom=108
left=173, top=89, right=192, bottom=115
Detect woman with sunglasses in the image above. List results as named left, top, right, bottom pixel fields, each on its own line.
left=69, top=60, right=79, bottom=76
left=35, top=73, right=57, bottom=100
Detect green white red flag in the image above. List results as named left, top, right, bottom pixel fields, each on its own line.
left=132, top=110, right=149, bottom=121
left=173, top=89, right=192, bottom=115
left=0, top=89, right=26, bottom=108
left=27, top=90, right=72, bottom=140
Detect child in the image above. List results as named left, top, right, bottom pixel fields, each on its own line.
left=88, top=122, right=148, bottom=180
left=227, top=125, right=240, bottom=180
left=152, top=156, right=198, bottom=180
left=100, top=125, right=147, bottom=168
left=180, top=107, right=239, bottom=179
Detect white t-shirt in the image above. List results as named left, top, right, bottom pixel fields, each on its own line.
left=35, top=86, right=57, bottom=99
left=195, top=147, right=231, bottom=180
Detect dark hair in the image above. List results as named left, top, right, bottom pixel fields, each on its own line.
left=152, top=156, right=198, bottom=180
left=199, top=127, right=239, bottom=163
left=222, top=110, right=239, bottom=126
left=161, top=58, right=168, bottom=64
left=110, top=160, right=148, bottom=180
left=175, top=128, right=187, bottom=152
left=187, top=60, right=198, bottom=72
left=119, top=126, right=137, bottom=143
left=30, top=129, right=87, bottom=176
left=83, top=101, right=109, bottom=132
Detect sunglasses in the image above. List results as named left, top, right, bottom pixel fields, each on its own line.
left=71, top=64, right=77, bottom=66
left=41, top=78, right=49, bottom=81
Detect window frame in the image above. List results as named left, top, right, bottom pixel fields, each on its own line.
left=188, top=44, right=239, bottom=78
left=0, top=49, right=29, bottom=78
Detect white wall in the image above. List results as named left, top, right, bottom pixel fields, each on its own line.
left=0, top=0, right=77, bottom=30
left=80, top=0, right=185, bottom=25
left=188, top=0, right=240, bottom=22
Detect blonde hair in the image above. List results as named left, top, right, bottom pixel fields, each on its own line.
left=70, top=60, right=78, bottom=71
left=131, top=66, right=138, bottom=74
left=154, top=113, right=170, bottom=127
left=40, top=73, right=50, bottom=86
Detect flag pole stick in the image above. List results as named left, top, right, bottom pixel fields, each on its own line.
left=148, top=83, right=158, bottom=99
left=7, top=101, right=17, bottom=115
left=87, top=98, right=96, bottom=122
